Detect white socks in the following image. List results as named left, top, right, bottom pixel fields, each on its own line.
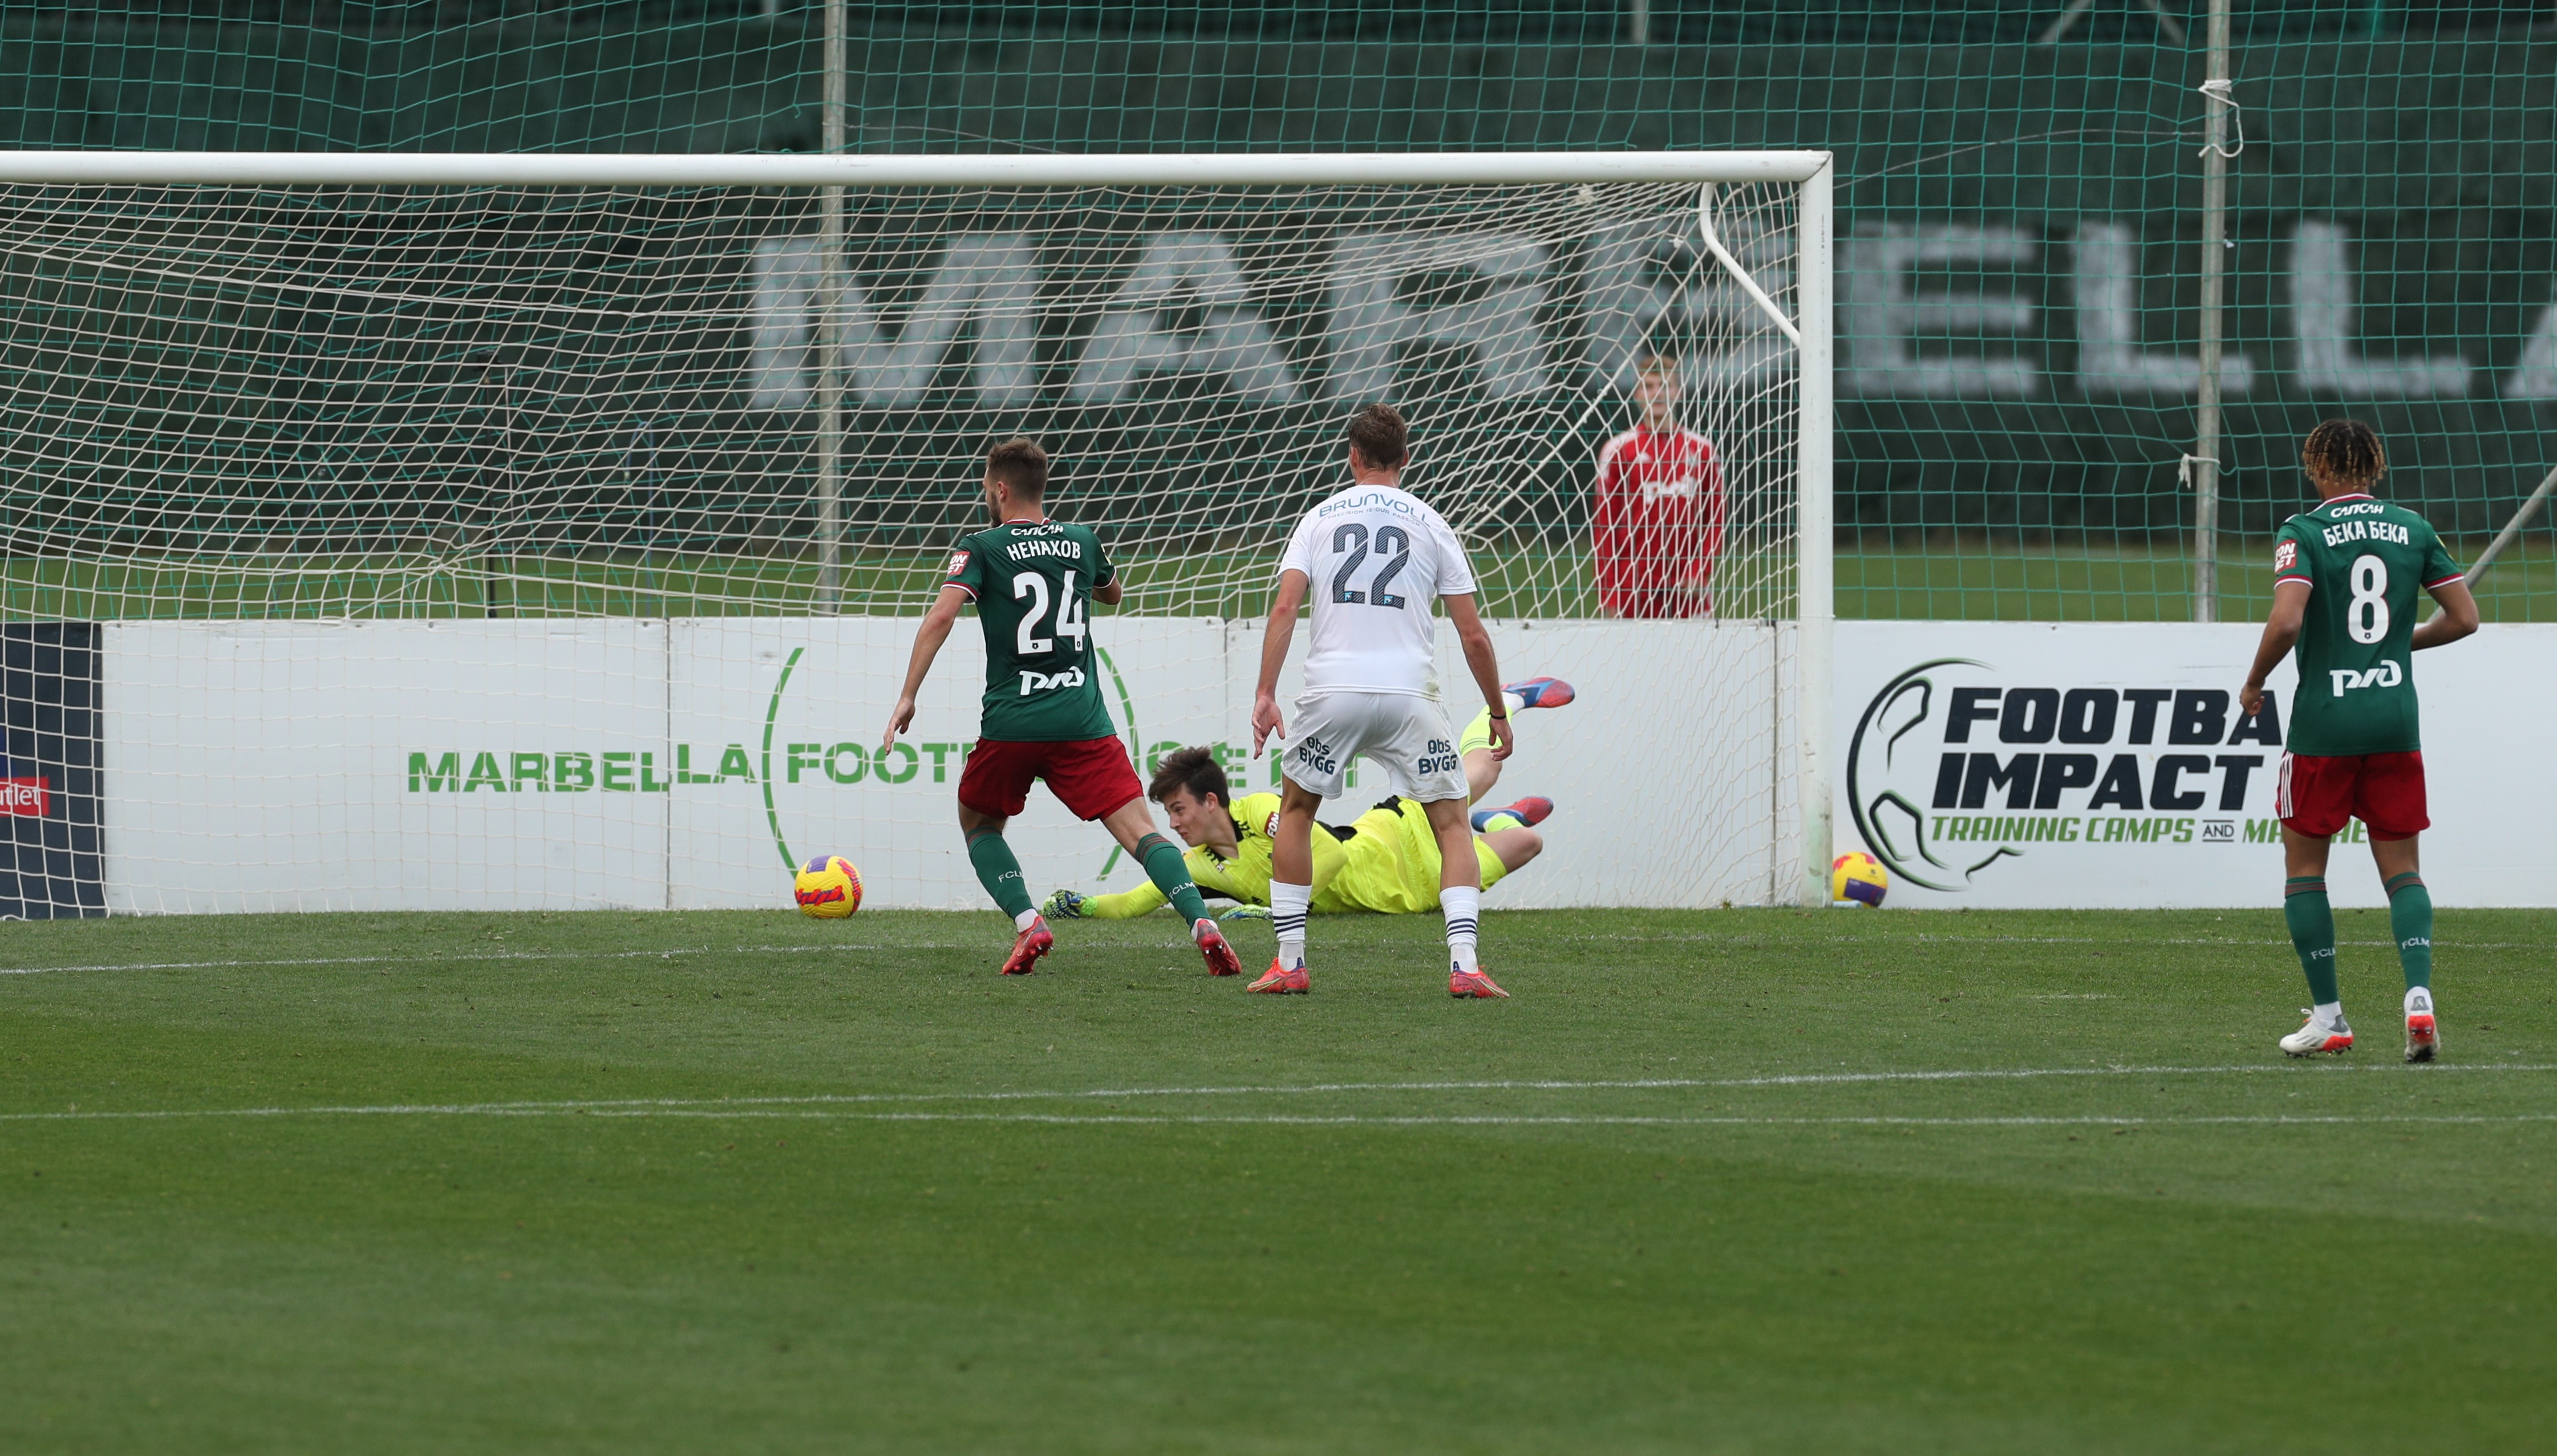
left=2313, top=1000, right=2346, bottom=1029
left=1014, top=908, right=1041, bottom=932
left=1271, top=881, right=1311, bottom=970
left=2406, top=986, right=2434, bottom=1016
left=1441, top=885, right=1481, bottom=975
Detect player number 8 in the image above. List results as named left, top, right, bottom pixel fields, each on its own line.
left=2347, top=554, right=2389, bottom=644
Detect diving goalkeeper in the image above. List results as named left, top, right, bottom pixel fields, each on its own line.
left=1042, top=699, right=1560, bottom=922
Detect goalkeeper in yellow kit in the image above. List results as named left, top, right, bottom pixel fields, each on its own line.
left=1041, top=687, right=1566, bottom=921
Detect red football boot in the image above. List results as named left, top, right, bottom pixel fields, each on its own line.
left=1247, top=959, right=1310, bottom=994
left=2405, top=1011, right=2440, bottom=1064
left=1194, top=919, right=1243, bottom=978
left=1449, top=967, right=1510, bottom=999
left=1503, top=676, right=1576, bottom=711
left=1470, top=797, right=1554, bottom=832
left=1000, top=916, right=1055, bottom=976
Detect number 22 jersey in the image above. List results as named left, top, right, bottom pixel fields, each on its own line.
left=1278, top=484, right=1475, bottom=699
left=944, top=517, right=1119, bottom=743
left=2271, top=492, right=2463, bottom=757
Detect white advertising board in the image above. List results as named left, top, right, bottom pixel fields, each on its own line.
left=100, top=618, right=1793, bottom=913
left=101, top=617, right=2546, bottom=914
left=100, top=620, right=672, bottom=914
left=1832, top=622, right=2557, bottom=909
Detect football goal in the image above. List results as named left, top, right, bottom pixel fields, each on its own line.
left=0, top=150, right=1832, bottom=915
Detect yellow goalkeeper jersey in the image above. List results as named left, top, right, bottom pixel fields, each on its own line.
left=1076, top=791, right=1506, bottom=918
left=1331, top=795, right=1510, bottom=914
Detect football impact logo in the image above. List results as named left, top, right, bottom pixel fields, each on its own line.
left=1846, top=659, right=1987, bottom=892
left=1846, top=658, right=2286, bottom=894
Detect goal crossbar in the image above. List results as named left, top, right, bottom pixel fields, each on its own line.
left=0, top=156, right=1841, bottom=911
left=0, top=149, right=1831, bottom=189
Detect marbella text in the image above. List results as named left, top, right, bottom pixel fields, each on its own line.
left=403, top=740, right=1316, bottom=792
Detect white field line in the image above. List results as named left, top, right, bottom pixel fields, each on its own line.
left=6, top=1062, right=2551, bottom=1124
left=5, top=1106, right=2554, bottom=1129
left=0, top=935, right=2536, bottom=978
left=0, top=944, right=947, bottom=976
left=1558, top=934, right=2547, bottom=951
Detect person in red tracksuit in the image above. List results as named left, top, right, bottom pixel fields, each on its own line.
left=1591, top=353, right=1725, bottom=618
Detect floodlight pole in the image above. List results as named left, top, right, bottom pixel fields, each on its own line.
left=2191, top=0, right=2233, bottom=624
left=814, top=0, right=846, bottom=614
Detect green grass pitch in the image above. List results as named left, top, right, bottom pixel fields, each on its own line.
left=3, top=906, right=2552, bottom=1453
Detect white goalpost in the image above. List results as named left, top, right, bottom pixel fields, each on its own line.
left=0, top=150, right=1831, bottom=915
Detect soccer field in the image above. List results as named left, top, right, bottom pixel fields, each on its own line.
left=3, top=908, right=2551, bottom=1453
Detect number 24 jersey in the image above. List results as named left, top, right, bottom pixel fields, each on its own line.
left=1278, top=484, right=1476, bottom=699
left=944, top=517, right=1119, bottom=743
left=2271, top=492, right=2463, bottom=757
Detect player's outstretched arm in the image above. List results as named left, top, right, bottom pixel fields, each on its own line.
left=1251, top=569, right=1310, bottom=757
left=884, top=585, right=970, bottom=749
left=2239, top=579, right=2311, bottom=717
left=2414, top=577, right=2479, bottom=650
left=1444, top=593, right=1513, bottom=761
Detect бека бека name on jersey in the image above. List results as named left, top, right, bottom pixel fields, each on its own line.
left=2271, top=492, right=2465, bottom=757
left=943, top=517, right=1119, bottom=743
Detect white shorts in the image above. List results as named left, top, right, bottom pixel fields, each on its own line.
left=1281, top=691, right=1469, bottom=804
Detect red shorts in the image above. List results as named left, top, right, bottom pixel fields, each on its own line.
left=956, top=736, right=1144, bottom=821
left=2276, top=751, right=2428, bottom=841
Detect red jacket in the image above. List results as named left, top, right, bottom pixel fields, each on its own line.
left=1591, top=423, right=1725, bottom=618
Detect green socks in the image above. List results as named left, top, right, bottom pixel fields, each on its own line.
left=1137, top=833, right=1213, bottom=925
left=2386, top=871, right=2433, bottom=992
left=2281, top=870, right=2433, bottom=1010
left=975, top=826, right=1208, bottom=928
left=967, top=826, right=1036, bottom=923
left=2284, top=877, right=2341, bottom=1008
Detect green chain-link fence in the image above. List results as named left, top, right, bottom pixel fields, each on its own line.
left=1, top=2, right=2550, bottom=621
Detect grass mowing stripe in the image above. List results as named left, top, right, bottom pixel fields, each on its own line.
left=2, top=906, right=2547, bottom=1451
left=9, top=1107, right=2555, bottom=1128
left=11, top=1061, right=2552, bottom=1121
left=3, top=936, right=2535, bottom=977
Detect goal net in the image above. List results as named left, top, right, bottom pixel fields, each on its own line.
left=0, top=153, right=1830, bottom=916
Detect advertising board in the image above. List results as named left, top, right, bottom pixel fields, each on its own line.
left=98, top=618, right=2550, bottom=914
left=1834, top=622, right=2557, bottom=909
left=2, top=623, right=103, bottom=919
left=100, top=618, right=1790, bottom=913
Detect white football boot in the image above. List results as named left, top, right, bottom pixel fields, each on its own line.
left=2404, top=987, right=2441, bottom=1064
left=2280, top=1009, right=2355, bottom=1057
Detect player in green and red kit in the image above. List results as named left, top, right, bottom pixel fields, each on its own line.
left=2240, top=420, right=2477, bottom=1062
left=884, top=437, right=1242, bottom=979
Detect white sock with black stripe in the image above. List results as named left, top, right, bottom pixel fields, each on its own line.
left=1441, top=885, right=1481, bottom=976
left=1271, top=881, right=1312, bottom=970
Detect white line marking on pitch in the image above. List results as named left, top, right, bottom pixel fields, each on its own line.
left=0, top=944, right=942, bottom=976
left=5, top=935, right=2537, bottom=978
left=1559, top=933, right=2543, bottom=952
left=5, top=1062, right=2550, bottom=1124
left=5, top=1106, right=2554, bottom=1129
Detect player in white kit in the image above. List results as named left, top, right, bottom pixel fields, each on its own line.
left=1247, top=404, right=1516, bottom=998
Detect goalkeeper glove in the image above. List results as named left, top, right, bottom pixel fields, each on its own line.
left=1040, top=888, right=1086, bottom=920
left=1218, top=903, right=1272, bottom=922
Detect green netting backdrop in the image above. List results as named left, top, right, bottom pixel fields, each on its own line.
left=1, top=1, right=2552, bottom=622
